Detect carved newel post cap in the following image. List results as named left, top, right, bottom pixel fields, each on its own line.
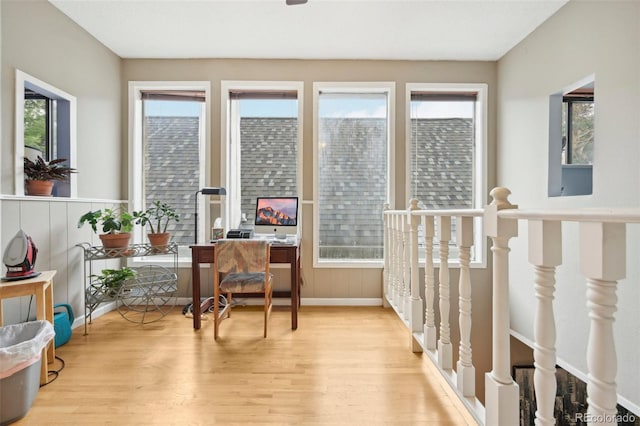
left=408, top=198, right=419, bottom=210
left=489, top=187, right=517, bottom=210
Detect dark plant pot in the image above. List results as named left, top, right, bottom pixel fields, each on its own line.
left=148, top=232, right=171, bottom=253
left=99, top=233, right=131, bottom=255
left=25, top=180, right=54, bottom=196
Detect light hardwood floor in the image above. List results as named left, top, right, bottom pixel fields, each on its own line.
left=17, top=306, right=477, bottom=425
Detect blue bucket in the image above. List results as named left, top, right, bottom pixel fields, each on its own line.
left=53, top=303, right=74, bottom=348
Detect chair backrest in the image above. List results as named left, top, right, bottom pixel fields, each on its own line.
left=215, top=240, right=270, bottom=274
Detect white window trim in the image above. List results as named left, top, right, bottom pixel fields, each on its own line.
left=15, top=69, right=77, bottom=197
left=128, top=81, right=211, bottom=265
left=220, top=80, right=304, bottom=231
left=405, top=82, right=488, bottom=268
left=313, top=81, right=396, bottom=268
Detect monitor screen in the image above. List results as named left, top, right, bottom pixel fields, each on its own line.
left=254, top=197, right=298, bottom=227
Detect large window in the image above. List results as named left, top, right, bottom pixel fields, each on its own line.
left=406, top=83, right=487, bottom=264
left=221, top=81, right=303, bottom=232
left=129, top=82, right=211, bottom=258
left=313, top=82, right=395, bottom=266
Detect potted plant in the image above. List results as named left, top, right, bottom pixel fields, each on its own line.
left=23, top=156, right=76, bottom=196
left=78, top=207, right=134, bottom=251
left=133, top=201, right=180, bottom=252
left=90, top=267, right=136, bottom=298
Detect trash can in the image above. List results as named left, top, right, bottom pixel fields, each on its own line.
left=0, top=320, right=55, bottom=425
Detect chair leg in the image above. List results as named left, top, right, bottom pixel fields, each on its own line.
left=264, top=287, right=273, bottom=338
left=214, top=289, right=220, bottom=340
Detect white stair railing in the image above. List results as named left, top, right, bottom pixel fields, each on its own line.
left=383, top=188, right=638, bottom=425
left=498, top=205, right=639, bottom=426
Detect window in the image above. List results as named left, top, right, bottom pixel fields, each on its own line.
left=313, top=82, right=395, bottom=266
left=15, top=70, right=77, bottom=197
left=221, top=81, right=303, bottom=232
left=406, top=83, right=487, bottom=264
left=24, top=91, right=56, bottom=160
left=561, top=88, right=594, bottom=165
left=548, top=75, right=594, bottom=197
left=129, top=82, right=211, bottom=259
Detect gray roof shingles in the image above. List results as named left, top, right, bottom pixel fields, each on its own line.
left=144, top=116, right=472, bottom=251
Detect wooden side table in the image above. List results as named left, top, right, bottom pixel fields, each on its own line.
left=0, top=270, right=56, bottom=385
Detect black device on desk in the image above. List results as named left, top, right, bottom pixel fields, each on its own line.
left=226, top=229, right=254, bottom=239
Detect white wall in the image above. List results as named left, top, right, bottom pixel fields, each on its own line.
left=0, top=0, right=122, bottom=325
left=497, top=0, right=640, bottom=409
left=1, top=0, right=122, bottom=199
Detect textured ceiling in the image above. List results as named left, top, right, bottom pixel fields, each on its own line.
left=49, top=0, right=569, bottom=61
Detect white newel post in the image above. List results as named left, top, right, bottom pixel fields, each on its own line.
left=528, top=220, right=562, bottom=426
left=437, top=215, right=452, bottom=370
left=409, top=200, right=424, bottom=353
left=383, top=204, right=390, bottom=307
left=484, top=187, right=519, bottom=426
left=402, top=207, right=411, bottom=321
left=580, top=222, right=625, bottom=426
left=423, top=215, right=437, bottom=351
left=456, top=215, right=475, bottom=396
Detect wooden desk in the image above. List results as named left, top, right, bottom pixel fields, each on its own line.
left=190, top=242, right=301, bottom=330
left=0, top=270, right=56, bottom=385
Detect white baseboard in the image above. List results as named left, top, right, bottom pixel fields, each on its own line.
left=71, top=297, right=385, bottom=329
left=72, top=301, right=116, bottom=329
left=301, top=298, right=383, bottom=306
left=174, top=297, right=383, bottom=307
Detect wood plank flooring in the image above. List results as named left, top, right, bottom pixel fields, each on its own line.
left=16, top=306, right=477, bottom=425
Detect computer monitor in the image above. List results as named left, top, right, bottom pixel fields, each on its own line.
left=254, top=197, right=299, bottom=239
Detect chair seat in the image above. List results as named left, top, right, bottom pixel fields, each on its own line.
left=220, top=272, right=273, bottom=293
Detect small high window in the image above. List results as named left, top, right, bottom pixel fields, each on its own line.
left=16, top=70, right=77, bottom=197
left=549, top=75, right=594, bottom=197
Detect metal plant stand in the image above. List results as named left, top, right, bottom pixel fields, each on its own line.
left=77, top=242, right=178, bottom=334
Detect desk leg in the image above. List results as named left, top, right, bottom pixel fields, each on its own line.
left=291, top=255, right=298, bottom=330
left=192, top=254, right=202, bottom=330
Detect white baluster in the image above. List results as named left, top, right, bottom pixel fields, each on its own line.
left=456, top=215, right=475, bottom=397
left=580, top=222, right=625, bottom=426
left=383, top=204, right=390, bottom=306
left=402, top=209, right=411, bottom=320
left=528, top=220, right=562, bottom=426
left=423, top=215, right=437, bottom=350
left=484, top=187, right=520, bottom=426
left=393, top=214, right=401, bottom=309
left=437, top=215, right=452, bottom=370
left=409, top=200, right=424, bottom=353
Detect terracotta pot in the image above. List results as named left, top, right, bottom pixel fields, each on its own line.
left=26, top=180, right=54, bottom=196
left=99, top=233, right=131, bottom=253
left=148, top=232, right=171, bottom=253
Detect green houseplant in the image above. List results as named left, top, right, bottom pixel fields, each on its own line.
left=23, top=156, right=76, bottom=196
left=90, top=267, right=136, bottom=298
left=134, top=201, right=179, bottom=251
left=78, top=207, right=134, bottom=251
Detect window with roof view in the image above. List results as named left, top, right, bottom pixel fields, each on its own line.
left=222, top=82, right=302, bottom=232
left=407, top=83, right=487, bottom=264
left=314, top=83, right=394, bottom=264
left=130, top=82, right=210, bottom=257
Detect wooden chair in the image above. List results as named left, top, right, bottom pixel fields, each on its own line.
left=213, top=239, right=273, bottom=339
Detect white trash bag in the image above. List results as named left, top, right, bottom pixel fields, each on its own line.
left=0, top=320, right=55, bottom=379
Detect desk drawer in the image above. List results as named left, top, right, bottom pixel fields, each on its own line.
left=195, top=249, right=214, bottom=263
left=269, top=246, right=295, bottom=263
